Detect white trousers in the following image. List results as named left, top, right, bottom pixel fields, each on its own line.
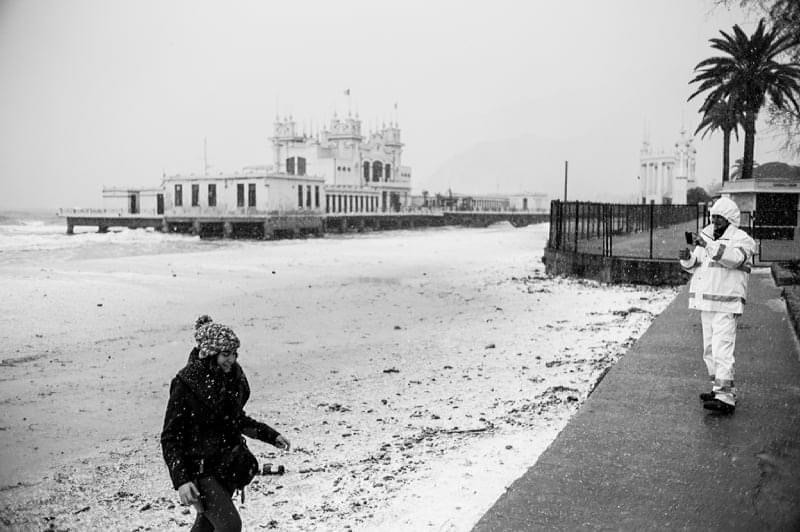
left=700, top=310, right=738, bottom=384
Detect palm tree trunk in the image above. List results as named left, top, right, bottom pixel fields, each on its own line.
left=742, top=111, right=757, bottom=180
left=722, top=129, right=731, bottom=182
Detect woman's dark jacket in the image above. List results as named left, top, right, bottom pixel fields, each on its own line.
left=160, top=348, right=279, bottom=490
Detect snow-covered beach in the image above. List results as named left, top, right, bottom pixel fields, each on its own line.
left=0, top=217, right=677, bottom=531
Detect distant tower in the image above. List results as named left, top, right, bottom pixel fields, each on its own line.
left=673, top=126, right=697, bottom=203
left=640, top=122, right=695, bottom=205
left=271, top=116, right=301, bottom=172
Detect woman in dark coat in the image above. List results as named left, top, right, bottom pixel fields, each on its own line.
left=161, top=317, right=290, bottom=532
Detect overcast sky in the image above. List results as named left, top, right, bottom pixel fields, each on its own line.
left=0, top=0, right=794, bottom=209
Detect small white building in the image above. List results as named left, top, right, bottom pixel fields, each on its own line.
left=639, top=128, right=696, bottom=204
left=508, top=193, right=549, bottom=212
left=162, top=168, right=325, bottom=215
left=102, top=187, right=165, bottom=215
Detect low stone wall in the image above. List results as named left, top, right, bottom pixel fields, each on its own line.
left=543, top=248, right=689, bottom=286
left=782, top=285, right=800, bottom=340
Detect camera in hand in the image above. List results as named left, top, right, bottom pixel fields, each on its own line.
left=684, top=231, right=694, bottom=245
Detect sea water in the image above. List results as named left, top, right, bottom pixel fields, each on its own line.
left=0, top=210, right=222, bottom=265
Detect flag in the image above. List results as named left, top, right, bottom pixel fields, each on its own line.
left=344, top=89, right=350, bottom=96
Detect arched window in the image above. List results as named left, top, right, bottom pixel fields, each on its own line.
left=372, top=161, right=383, bottom=181
left=363, top=161, right=370, bottom=181
left=385, top=164, right=391, bottom=179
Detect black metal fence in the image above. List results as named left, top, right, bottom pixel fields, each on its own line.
left=742, top=210, right=800, bottom=261
left=548, top=200, right=800, bottom=262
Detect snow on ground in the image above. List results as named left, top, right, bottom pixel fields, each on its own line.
left=0, top=223, right=677, bottom=531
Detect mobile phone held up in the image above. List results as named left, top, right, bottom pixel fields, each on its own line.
left=685, top=231, right=694, bottom=245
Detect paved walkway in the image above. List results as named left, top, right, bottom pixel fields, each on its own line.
left=474, top=269, right=800, bottom=531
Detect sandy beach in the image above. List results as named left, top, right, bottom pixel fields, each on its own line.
left=0, top=222, right=676, bottom=531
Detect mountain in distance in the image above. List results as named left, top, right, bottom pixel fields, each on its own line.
left=417, top=133, right=641, bottom=203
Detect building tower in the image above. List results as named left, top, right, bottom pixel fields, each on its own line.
left=673, top=126, right=697, bottom=203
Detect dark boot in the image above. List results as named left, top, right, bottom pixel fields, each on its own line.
left=699, top=391, right=715, bottom=401
left=703, top=398, right=735, bottom=414
left=699, top=377, right=715, bottom=401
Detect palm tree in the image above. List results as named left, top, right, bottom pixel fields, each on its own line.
left=689, top=18, right=800, bottom=180
left=693, top=97, right=743, bottom=182
left=729, top=157, right=759, bottom=180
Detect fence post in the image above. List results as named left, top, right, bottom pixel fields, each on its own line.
left=574, top=201, right=579, bottom=252
left=696, top=203, right=699, bottom=235
left=649, top=202, right=654, bottom=259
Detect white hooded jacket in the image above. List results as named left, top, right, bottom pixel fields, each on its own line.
left=679, top=198, right=757, bottom=314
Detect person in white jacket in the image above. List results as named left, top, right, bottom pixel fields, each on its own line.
left=679, top=197, right=756, bottom=413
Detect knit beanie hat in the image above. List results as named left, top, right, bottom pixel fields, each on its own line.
left=194, top=318, right=240, bottom=359
left=194, top=315, right=213, bottom=344
left=710, top=197, right=740, bottom=227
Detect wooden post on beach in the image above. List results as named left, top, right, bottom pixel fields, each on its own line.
left=223, top=221, right=233, bottom=239
left=66, top=222, right=74, bottom=235
left=192, top=220, right=201, bottom=237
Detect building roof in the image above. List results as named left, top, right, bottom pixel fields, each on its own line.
left=751, top=162, right=800, bottom=180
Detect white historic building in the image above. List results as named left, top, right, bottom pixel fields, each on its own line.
left=103, top=110, right=414, bottom=216
left=272, top=112, right=412, bottom=213
left=639, top=128, right=696, bottom=204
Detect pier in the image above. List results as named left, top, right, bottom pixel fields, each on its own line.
left=60, top=211, right=549, bottom=239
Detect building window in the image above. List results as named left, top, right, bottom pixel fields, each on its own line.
left=192, top=184, right=199, bottom=207
left=298, top=157, right=306, bottom=176
left=237, top=184, right=245, bottom=207
left=363, top=161, right=370, bottom=181
left=286, top=157, right=295, bottom=175
left=298, top=184, right=303, bottom=208
left=385, top=164, right=391, bottom=179
left=248, top=183, right=256, bottom=207
left=129, top=194, right=139, bottom=214
left=314, top=186, right=320, bottom=208
left=372, top=161, right=383, bottom=181
left=208, top=184, right=216, bottom=207
left=174, top=184, right=183, bottom=207
left=306, top=185, right=311, bottom=207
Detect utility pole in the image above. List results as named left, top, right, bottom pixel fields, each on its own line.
left=564, top=160, right=568, bottom=202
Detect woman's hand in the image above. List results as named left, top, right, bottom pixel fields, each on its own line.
left=178, top=481, right=203, bottom=512
left=693, top=233, right=707, bottom=247
left=275, top=434, right=291, bottom=451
